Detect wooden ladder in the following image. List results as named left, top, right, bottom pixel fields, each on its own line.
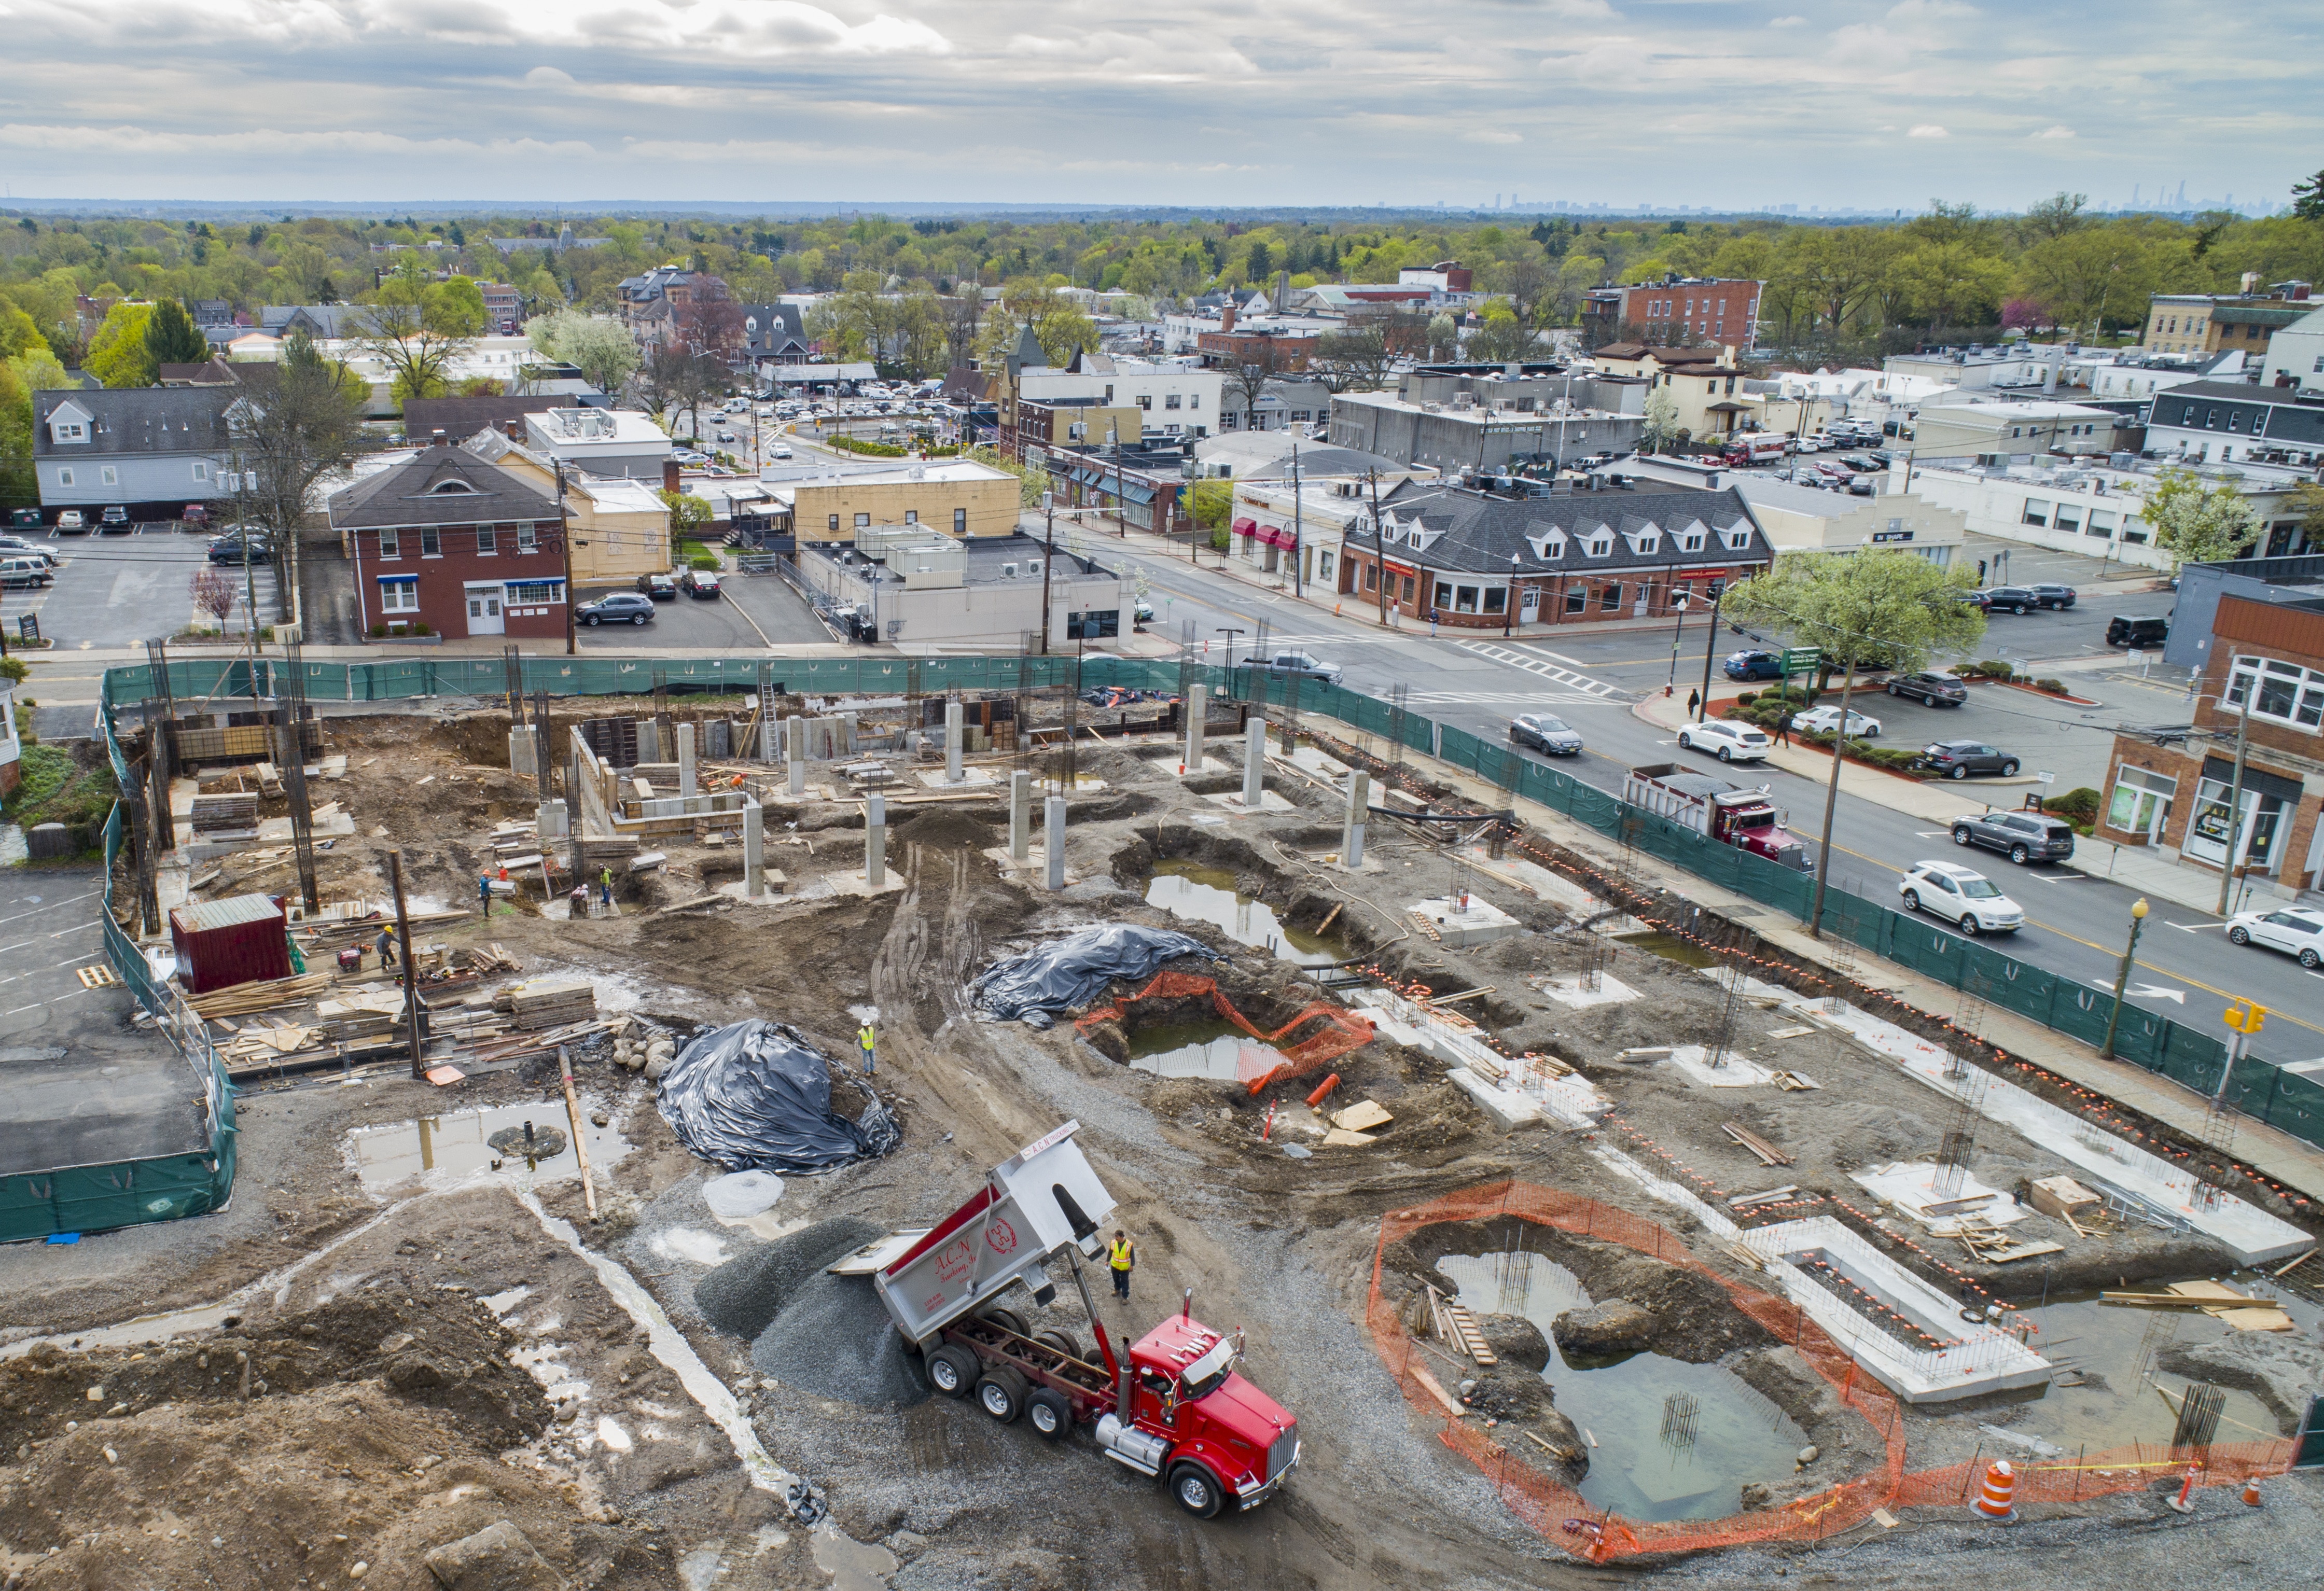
left=1439, top=1294, right=1498, bottom=1366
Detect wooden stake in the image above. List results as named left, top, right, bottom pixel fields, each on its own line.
left=558, top=1044, right=597, bottom=1223
left=2273, top=1249, right=2313, bottom=1278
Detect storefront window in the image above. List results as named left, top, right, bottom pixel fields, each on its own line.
left=1454, top=585, right=1479, bottom=613
left=2106, top=765, right=2175, bottom=840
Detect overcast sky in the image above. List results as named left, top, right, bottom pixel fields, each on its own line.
left=1, top=0, right=2314, bottom=212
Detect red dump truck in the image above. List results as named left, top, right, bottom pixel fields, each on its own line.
left=836, top=1121, right=1301, bottom=1518
left=1624, top=762, right=1815, bottom=872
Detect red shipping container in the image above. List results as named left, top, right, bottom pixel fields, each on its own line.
left=170, top=894, right=291, bottom=995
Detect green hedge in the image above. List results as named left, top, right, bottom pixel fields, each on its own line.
left=826, top=435, right=908, bottom=457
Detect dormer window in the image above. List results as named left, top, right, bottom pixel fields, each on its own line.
left=1588, top=537, right=1612, bottom=556
left=1726, top=530, right=1750, bottom=550
left=1634, top=535, right=1659, bottom=554
left=429, top=479, right=478, bottom=494
left=1682, top=533, right=1705, bottom=552
left=53, top=422, right=86, bottom=442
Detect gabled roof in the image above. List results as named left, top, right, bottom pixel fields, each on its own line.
left=402, top=394, right=566, bottom=444
left=326, top=443, right=560, bottom=531
left=31, top=386, right=236, bottom=457
left=1366, top=483, right=1765, bottom=575
left=260, top=304, right=363, bottom=338
left=738, top=304, right=808, bottom=357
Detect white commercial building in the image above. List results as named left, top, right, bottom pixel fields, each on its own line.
left=1898, top=455, right=2313, bottom=574
left=1019, top=357, right=1223, bottom=441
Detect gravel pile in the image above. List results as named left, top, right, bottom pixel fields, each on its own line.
left=693, top=1216, right=885, bottom=1340
left=752, top=1268, right=931, bottom=1408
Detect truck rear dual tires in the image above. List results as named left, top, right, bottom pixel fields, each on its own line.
left=1025, top=1387, right=1074, bottom=1440
left=980, top=1307, right=1029, bottom=1339
left=927, top=1345, right=979, bottom=1397
left=976, top=1367, right=1029, bottom=1423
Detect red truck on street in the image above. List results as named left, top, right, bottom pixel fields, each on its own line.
left=1624, top=762, right=1816, bottom=872
left=836, top=1121, right=1301, bottom=1518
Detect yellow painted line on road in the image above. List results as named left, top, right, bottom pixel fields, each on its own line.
left=1831, top=843, right=2324, bottom=1038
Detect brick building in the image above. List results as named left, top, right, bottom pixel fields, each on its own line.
left=2098, top=593, right=2324, bottom=901
left=329, top=444, right=569, bottom=641
left=1336, top=481, right=1772, bottom=630
left=1582, top=276, right=1763, bottom=350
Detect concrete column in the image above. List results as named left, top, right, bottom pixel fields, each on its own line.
left=1341, top=770, right=1370, bottom=870
left=786, top=715, right=805, bottom=796
left=1010, top=770, right=1033, bottom=863
left=1044, top=796, right=1067, bottom=890
left=743, top=797, right=764, bottom=898
left=632, top=717, right=658, bottom=765
left=1184, top=682, right=1206, bottom=772
left=866, top=792, right=887, bottom=888
left=509, top=728, right=537, bottom=779
left=677, top=722, right=697, bottom=799
left=1243, top=717, right=1268, bottom=808
left=537, top=799, right=568, bottom=841
left=945, top=697, right=964, bottom=784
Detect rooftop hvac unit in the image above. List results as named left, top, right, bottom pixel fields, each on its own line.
left=1000, top=562, right=1018, bottom=578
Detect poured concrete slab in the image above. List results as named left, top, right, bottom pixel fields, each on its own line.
left=915, top=767, right=998, bottom=790
left=1534, top=972, right=1641, bottom=1009
left=1459, top=847, right=1605, bottom=915
left=982, top=846, right=1080, bottom=886
left=1666, top=1045, right=1774, bottom=1089
left=1850, top=1162, right=2028, bottom=1233
left=1447, top=1067, right=1543, bottom=1129
left=1810, top=998, right=2310, bottom=1266
left=1410, top=896, right=1519, bottom=948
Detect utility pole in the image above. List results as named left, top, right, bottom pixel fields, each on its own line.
left=1664, top=590, right=1692, bottom=694
left=1290, top=438, right=1303, bottom=598
left=1367, top=468, right=1393, bottom=627
left=1693, top=587, right=1724, bottom=722
left=2214, top=692, right=2253, bottom=917
left=1808, top=653, right=1861, bottom=940
left=554, top=457, right=577, bottom=656
left=2099, top=899, right=2151, bottom=1060
left=1039, top=492, right=1055, bottom=655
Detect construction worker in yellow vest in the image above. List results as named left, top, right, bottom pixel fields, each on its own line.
left=858, top=1020, right=876, bottom=1076
left=1107, top=1229, right=1135, bottom=1302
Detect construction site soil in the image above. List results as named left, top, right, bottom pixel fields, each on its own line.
left=4, top=701, right=2317, bottom=1589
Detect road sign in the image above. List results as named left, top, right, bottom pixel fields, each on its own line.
left=1780, top=647, right=1821, bottom=677
left=2224, top=1000, right=2268, bottom=1035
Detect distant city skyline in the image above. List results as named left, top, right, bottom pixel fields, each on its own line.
left=1, top=0, right=2316, bottom=212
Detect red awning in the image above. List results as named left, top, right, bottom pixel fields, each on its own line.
left=1232, top=517, right=1258, bottom=537
left=1258, top=524, right=1296, bottom=549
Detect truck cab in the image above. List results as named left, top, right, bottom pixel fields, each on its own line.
left=1707, top=791, right=1814, bottom=872
left=1102, top=1311, right=1299, bottom=1517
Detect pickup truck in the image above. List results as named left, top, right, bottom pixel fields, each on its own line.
left=1241, top=651, right=1342, bottom=687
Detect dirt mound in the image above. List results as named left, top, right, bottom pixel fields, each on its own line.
left=1820, top=1102, right=1937, bottom=1169
left=889, top=806, right=1001, bottom=849
left=692, top=1215, right=886, bottom=1340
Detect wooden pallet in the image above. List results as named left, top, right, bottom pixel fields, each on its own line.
left=74, top=964, right=121, bottom=990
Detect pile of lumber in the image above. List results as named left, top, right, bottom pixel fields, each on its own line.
left=489, top=821, right=541, bottom=863
left=188, top=971, right=335, bottom=1020
left=465, top=943, right=522, bottom=975
left=189, top=793, right=259, bottom=838
left=1952, top=1220, right=2064, bottom=1265
left=314, top=985, right=412, bottom=1043
left=2100, top=1279, right=2296, bottom=1331
left=1722, top=1121, right=1793, bottom=1167
left=494, top=977, right=596, bottom=1030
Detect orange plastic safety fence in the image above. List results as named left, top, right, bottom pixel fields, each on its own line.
left=1366, top=1181, right=2293, bottom=1563
left=1077, top=969, right=1375, bottom=1095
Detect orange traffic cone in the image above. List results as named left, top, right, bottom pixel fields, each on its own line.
left=2242, top=1477, right=2263, bottom=1508
left=1974, top=1459, right=2017, bottom=1523
left=2166, top=1463, right=2200, bottom=1514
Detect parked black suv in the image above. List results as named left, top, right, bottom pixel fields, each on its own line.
left=2106, top=615, right=2168, bottom=649
left=1886, top=671, right=1969, bottom=706
left=1974, top=586, right=2041, bottom=615
left=2025, top=583, right=2077, bottom=610
left=1952, top=810, right=2077, bottom=865
left=1920, top=739, right=2021, bottom=779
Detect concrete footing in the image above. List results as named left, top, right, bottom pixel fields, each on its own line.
left=1009, top=770, right=1032, bottom=862
left=1044, top=797, right=1066, bottom=890
left=509, top=729, right=537, bottom=779
left=1184, top=683, right=1207, bottom=773
left=866, top=792, right=887, bottom=888
left=677, top=722, right=698, bottom=800
left=742, top=797, right=764, bottom=898
left=1340, top=770, right=1369, bottom=870
left=1242, top=717, right=1267, bottom=808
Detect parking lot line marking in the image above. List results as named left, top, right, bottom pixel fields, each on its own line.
left=0, top=889, right=101, bottom=927
left=2, top=1005, right=40, bottom=1016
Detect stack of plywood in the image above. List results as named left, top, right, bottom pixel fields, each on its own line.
left=494, top=977, right=596, bottom=1030
left=189, top=793, right=260, bottom=838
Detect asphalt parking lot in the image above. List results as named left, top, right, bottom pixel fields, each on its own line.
left=0, top=527, right=283, bottom=647
left=0, top=866, right=205, bottom=1175
left=572, top=568, right=832, bottom=651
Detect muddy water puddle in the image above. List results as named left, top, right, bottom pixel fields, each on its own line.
left=348, top=1099, right=632, bottom=1194
left=1437, top=1252, right=1806, bottom=1522
left=1612, top=931, right=1719, bottom=969
left=1144, top=862, right=1344, bottom=967
left=1126, top=1017, right=1290, bottom=1083
left=1978, top=1280, right=2318, bottom=1452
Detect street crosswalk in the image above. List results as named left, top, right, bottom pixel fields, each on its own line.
left=1404, top=691, right=1610, bottom=706
left=1453, top=640, right=1627, bottom=699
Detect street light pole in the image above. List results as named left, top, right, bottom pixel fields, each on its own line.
left=2099, top=898, right=2151, bottom=1060
left=1664, top=591, right=1692, bottom=694
left=1039, top=492, right=1055, bottom=655
left=1504, top=552, right=1519, bottom=637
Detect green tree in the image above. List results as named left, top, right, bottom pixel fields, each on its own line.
left=966, top=444, right=1051, bottom=509
left=527, top=309, right=640, bottom=396
left=1893, top=243, right=2014, bottom=332
left=354, top=259, right=483, bottom=408
left=1720, top=549, right=1986, bottom=934
left=229, top=330, right=367, bottom=620
left=142, top=298, right=208, bottom=369
left=2138, top=466, right=2260, bottom=568
left=658, top=489, right=713, bottom=553
left=2294, top=169, right=2324, bottom=224
left=84, top=302, right=158, bottom=387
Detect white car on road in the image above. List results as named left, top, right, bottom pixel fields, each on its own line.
left=2225, top=905, right=2324, bottom=969
left=1792, top=704, right=1882, bottom=739
left=1676, top=719, right=1772, bottom=763
left=1898, top=860, right=2024, bottom=936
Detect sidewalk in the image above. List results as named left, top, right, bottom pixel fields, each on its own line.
left=1382, top=721, right=2324, bottom=1204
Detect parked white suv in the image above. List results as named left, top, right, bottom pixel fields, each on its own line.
left=1791, top=704, right=1882, bottom=739
left=1676, top=719, right=1771, bottom=763
left=2225, top=906, right=2324, bottom=969
left=1898, top=861, right=2024, bottom=936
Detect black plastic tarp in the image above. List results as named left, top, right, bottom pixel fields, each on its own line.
left=657, top=1020, right=902, bottom=1175
left=971, top=924, right=1217, bottom=1027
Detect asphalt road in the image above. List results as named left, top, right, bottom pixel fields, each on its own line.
left=0, top=528, right=284, bottom=649
left=1082, top=524, right=2322, bottom=1073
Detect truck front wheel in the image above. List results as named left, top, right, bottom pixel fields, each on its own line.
left=927, top=1345, right=978, bottom=1398
left=976, top=1367, right=1028, bottom=1423
left=1026, top=1387, right=1074, bottom=1440
left=1170, top=1462, right=1224, bottom=1519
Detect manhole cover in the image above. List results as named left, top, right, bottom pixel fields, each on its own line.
left=486, top=1122, right=568, bottom=1162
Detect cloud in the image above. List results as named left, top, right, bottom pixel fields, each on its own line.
left=1767, top=13, right=1806, bottom=24
left=1465, top=130, right=1525, bottom=143
left=0, top=121, right=597, bottom=159
left=1907, top=123, right=1950, bottom=137
left=2036, top=124, right=2075, bottom=138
